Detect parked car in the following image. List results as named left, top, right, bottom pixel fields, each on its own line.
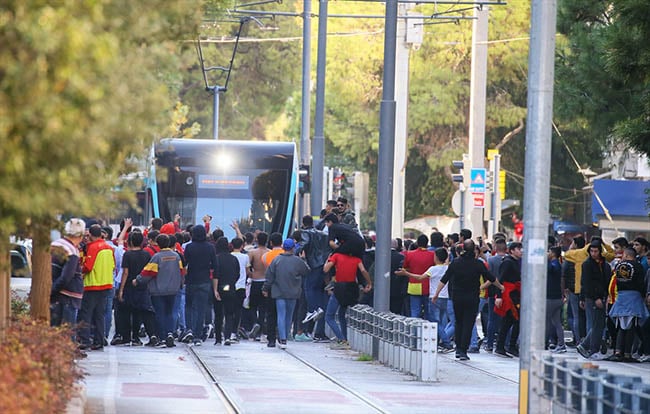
left=11, top=241, right=32, bottom=278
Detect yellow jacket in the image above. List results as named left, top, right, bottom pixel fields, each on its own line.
left=565, top=243, right=614, bottom=294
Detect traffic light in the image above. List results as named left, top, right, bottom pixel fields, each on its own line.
left=451, top=153, right=470, bottom=184
left=299, top=164, right=310, bottom=194
left=499, top=170, right=506, bottom=199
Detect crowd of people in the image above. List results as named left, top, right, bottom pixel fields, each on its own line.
left=49, top=199, right=650, bottom=362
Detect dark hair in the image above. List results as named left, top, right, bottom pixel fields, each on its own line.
left=302, top=215, right=314, bottom=227
left=337, top=197, right=348, bottom=205
left=291, top=230, right=302, bottom=242
left=549, top=246, right=562, bottom=259
left=269, top=232, right=283, bottom=247
left=128, top=231, right=144, bottom=248
left=326, top=200, right=337, bottom=207
left=634, top=237, right=649, bottom=249
left=461, top=239, right=475, bottom=257
left=212, top=228, right=224, bottom=241
left=168, top=234, right=177, bottom=247
left=151, top=218, right=163, bottom=230
left=430, top=232, right=444, bottom=248
left=612, top=237, right=628, bottom=248
left=231, top=237, right=243, bottom=250
left=416, top=234, right=429, bottom=248
left=588, top=241, right=603, bottom=253
left=257, top=232, right=268, bottom=247
left=101, top=226, right=113, bottom=240
left=548, top=235, right=557, bottom=246
left=508, top=241, right=523, bottom=251
left=364, top=236, right=374, bottom=249
left=215, top=236, right=230, bottom=253
left=460, top=228, right=472, bottom=241
left=434, top=247, right=448, bottom=263
left=573, top=236, right=586, bottom=249
left=89, top=224, right=103, bottom=238
left=147, top=230, right=159, bottom=241
left=324, top=213, right=339, bottom=224
left=448, top=233, right=459, bottom=244
left=396, top=237, right=403, bottom=251
left=244, top=232, right=254, bottom=244
left=156, top=234, right=170, bottom=249
left=623, top=247, right=637, bottom=258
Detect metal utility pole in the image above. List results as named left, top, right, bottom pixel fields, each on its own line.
left=311, top=0, right=328, bottom=217
left=467, top=5, right=489, bottom=237
left=373, top=0, right=398, bottom=312
left=519, top=1, right=557, bottom=413
left=299, top=0, right=312, bottom=218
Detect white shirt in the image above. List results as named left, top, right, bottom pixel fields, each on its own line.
left=232, top=251, right=250, bottom=290
left=426, top=265, right=449, bottom=299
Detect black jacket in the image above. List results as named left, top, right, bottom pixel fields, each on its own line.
left=441, top=253, right=495, bottom=301
left=580, top=257, right=611, bottom=300
left=184, top=226, right=217, bottom=285
left=497, top=255, right=522, bottom=304
left=298, top=226, right=331, bottom=268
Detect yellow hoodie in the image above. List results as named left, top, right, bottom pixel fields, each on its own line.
left=565, top=243, right=615, bottom=294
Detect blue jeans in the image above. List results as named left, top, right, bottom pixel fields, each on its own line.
left=486, top=296, right=502, bottom=348
left=151, top=294, right=177, bottom=338
left=445, top=299, right=456, bottom=341
left=51, top=296, right=78, bottom=329
left=173, top=286, right=186, bottom=332
left=428, top=297, right=451, bottom=346
left=77, top=289, right=111, bottom=346
left=568, top=292, right=582, bottom=343
left=185, top=283, right=211, bottom=336
left=104, top=285, right=116, bottom=337
left=410, top=295, right=432, bottom=320
left=581, top=298, right=606, bottom=354
left=276, top=299, right=297, bottom=341
left=304, top=266, right=327, bottom=337
left=325, top=294, right=347, bottom=340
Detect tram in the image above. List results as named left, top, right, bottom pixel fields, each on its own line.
left=141, top=138, right=298, bottom=239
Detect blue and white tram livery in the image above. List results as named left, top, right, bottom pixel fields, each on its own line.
left=143, top=138, right=298, bottom=240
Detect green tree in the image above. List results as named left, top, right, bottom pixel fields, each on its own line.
left=556, top=0, right=650, bottom=156
left=0, top=0, right=204, bottom=323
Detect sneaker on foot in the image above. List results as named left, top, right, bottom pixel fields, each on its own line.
left=181, top=331, right=194, bottom=343
left=494, top=348, right=512, bottom=358
left=193, top=339, right=203, bottom=347
left=506, top=348, right=519, bottom=358
left=224, top=339, right=232, bottom=346
left=145, top=336, right=159, bottom=347
left=130, top=338, right=143, bottom=347
left=249, top=323, right=261, bottom=339
left=459, top=354, right=470, bottom=361
left=166, top=333, right=176, bottom=348
left=238, top=327, right=249, bottom=340
left=552, top=345, right=567, bottom=354
left=295, top=333, right=311, bottom=342
left=313, top=336, right=331, bottom=343
left=278, top=340, right=287, bottom=349
left=576, top=344, right=590, bottom=359
left=267, top=340, right=276, bottom=348
left=110, top=335, right=126, bottom=346
left=467, top=347, right=480, bottom=354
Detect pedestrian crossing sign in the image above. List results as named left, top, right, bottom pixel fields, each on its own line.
left=469, top=168, right=487, bottom=193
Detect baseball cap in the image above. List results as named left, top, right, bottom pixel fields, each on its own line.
left=282, top=238, right=296, bottom=250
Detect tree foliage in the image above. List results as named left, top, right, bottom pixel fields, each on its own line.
left=556, top=0, right=650, bottom=156
left=0, top=0, right=205, bottom=320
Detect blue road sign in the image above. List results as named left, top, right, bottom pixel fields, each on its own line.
left=469, top=168, right=487, bottom=193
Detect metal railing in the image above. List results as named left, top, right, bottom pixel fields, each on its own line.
left=532, top=353, right=650, bottom=413
left=346, top=305, right=438, bottom=381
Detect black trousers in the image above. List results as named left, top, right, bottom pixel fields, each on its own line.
left=453, top=295, right=479, bottom=354
left=497, top=310, right=520, bottom=352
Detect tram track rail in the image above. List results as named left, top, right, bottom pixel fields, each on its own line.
left=188, top=344, right=389, bottom=414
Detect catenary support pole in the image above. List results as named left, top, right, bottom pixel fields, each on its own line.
left=467, top=5, right=489, bottom=237
left=212, top=86, right=220, bottom=140
left=373, top=0, right=398, bottom=312
left=299, top=0, right=312, bottom=218
left=519, top=1, right=557, bottom=413
left=311, top=0, right=328, bottom=216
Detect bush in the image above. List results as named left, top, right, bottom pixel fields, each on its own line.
left=0, top=317, right=83, bottom=413
left=10, top=290, right=30, bottom=317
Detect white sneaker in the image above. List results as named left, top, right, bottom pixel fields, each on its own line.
left=302, top=307, right=324, bottom=324
left=589, top=352, right=607, bottom=360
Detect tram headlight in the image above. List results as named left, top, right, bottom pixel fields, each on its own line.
left=185, top=176, right=194, bottom=186
left=214, top=151, right=234, bottom=170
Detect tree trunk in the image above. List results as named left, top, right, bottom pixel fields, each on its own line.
left=0, top=241, right=9, bottom=339
left=29, top=225, right=52, bottom=322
